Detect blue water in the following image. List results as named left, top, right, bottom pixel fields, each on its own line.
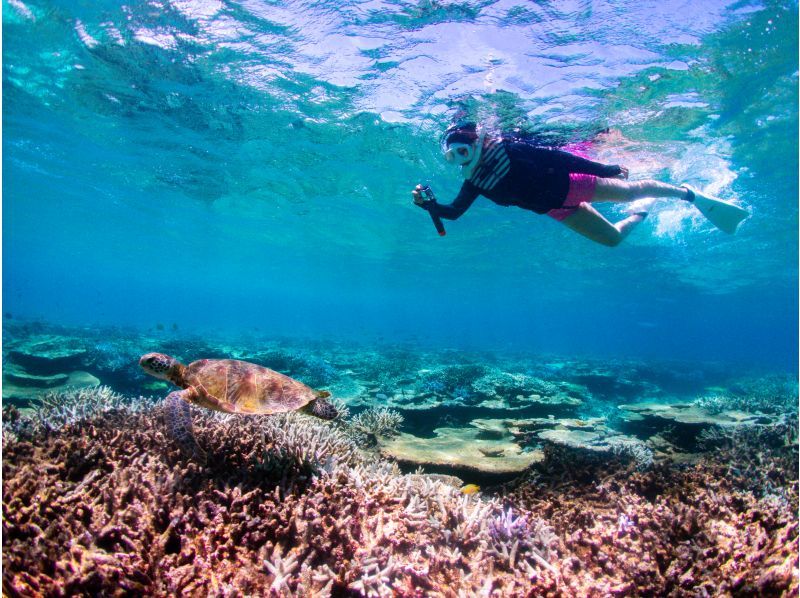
left=3, top=0, right=798, bottom=370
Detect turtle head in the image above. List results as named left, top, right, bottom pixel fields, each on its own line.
left=139, top=353, right=182, bottom=383
left=306, top=390, right=338, bottom=420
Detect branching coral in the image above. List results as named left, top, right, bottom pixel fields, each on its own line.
left=693, top=393, right=736, bottom=414
left=608, top=438, right=655, bottom=471
left=730, top=374, right=799, bottom=414
left=696, top=420, right=799, bottom=503
left=2, top=400, right=561, bottom=596
left=502, top=429, right=799, bottom=597
left=416, top=364, right=488, bottom=397
left=697, top=419, right=797, bottom=454
left=696, top=375, right=799, bottom=415
left=2, top=386, right=154, bottom=444
left=344, top=407, right=404, bottom=447
left=471, top=369, right=571, bottom=404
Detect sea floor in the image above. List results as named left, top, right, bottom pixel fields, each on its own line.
left=2, top=319, right=798, bottom=595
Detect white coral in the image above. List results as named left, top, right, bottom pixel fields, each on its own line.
left=262, top=545, right=300, bottom=593
left=344, top=407, right=404, bottom=447
left=5, top=386, right=154, bottom=436
left=349, top=556, right=397, bottom=598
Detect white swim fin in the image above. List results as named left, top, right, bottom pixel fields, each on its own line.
left=683, top=185, right=748, bottom=234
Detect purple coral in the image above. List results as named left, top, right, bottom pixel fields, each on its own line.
left=489, top=507, right=530, bottom=542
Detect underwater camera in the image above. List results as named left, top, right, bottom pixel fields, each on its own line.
left=414, top=184, right=446, bottom=236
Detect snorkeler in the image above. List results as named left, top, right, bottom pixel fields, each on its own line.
left=412, top=123, right=748, bottom=245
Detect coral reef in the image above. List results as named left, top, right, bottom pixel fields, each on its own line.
left=470, top=370, right=586, bottom=410
left=2, top=369, right=101, bottom=405
left=379, top=425, right=542, bottom=480
left=6, top=335, right=88, bottom=375
left=471, top=416, right=656, bottom=472
left=3, top=402, right=558, bottom=596
left=5, top=393, right=796, bottom=596
left=2, top=321, right=797, bottom=595
left=502, top=431, right=799, bottom=596
left=371, top=364, right=588, bottom=412
left=619, top=400, right=778, bottom=427
left=695, top=374, right=799, bottom=415
left=344, top=407, right=404, bottom=448
left=618, top=400, right=790, bottom=456
left=2, top=386, right=154, bottom=448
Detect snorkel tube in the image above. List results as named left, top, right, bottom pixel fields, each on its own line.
left=414, top=185, right=446, bottom=236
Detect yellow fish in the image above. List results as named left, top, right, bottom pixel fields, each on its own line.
left=460, top=484, right=481, bottom=495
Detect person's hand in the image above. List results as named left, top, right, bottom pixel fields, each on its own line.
left=412, top=184, right=426, bottom=206
left=412, top=184, right=423, bottom=204
left=616, top=166, right=629, bottom=180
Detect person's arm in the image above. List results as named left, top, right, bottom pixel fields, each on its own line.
left=550, top=149, right=623, bottom=178
left=422, top=182, right=480, bottom=220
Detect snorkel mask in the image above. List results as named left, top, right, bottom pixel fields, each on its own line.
left=444, top=142, right=475, bottom=166
left=441, top=123, right=485, bottom=177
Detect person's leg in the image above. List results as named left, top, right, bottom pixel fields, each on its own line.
left=591, top=177, right=689, bottom=203
left=560, top=202, right=646, bottom=247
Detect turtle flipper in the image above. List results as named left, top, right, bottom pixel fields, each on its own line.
left=164, top=390, right=207, bottom=463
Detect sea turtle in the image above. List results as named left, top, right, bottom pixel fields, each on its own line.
left=139, top=353, right=338, bottom=458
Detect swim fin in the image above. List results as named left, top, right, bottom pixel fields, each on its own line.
left=683, top=185, right=748, bottom=234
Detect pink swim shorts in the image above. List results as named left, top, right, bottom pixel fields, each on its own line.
left=547, top=173, right=598, bottom=221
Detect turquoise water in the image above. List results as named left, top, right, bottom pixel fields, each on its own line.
left=3, top=0, right=798, bottom=369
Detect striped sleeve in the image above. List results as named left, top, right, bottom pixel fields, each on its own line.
left=469, top=139, right=510, bottom=191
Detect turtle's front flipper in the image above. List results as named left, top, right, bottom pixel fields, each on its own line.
left=164, top=390, right=206, bottom=463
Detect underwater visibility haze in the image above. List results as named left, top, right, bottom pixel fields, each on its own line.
left=2, top=0, right=799, bottom=596
left=3, top=0, right=798, bottom=366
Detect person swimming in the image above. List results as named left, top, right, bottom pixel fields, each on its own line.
left=413, top=123, right=748, bottom=245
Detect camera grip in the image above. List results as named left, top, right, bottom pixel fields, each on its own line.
left=429, top=211, right=446, bottom=236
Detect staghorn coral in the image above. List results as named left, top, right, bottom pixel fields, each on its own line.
left=262, top=411, right=363, bottom=468
left=3, top=400, right=560, bottom=596
left=329, top=397, right=351, bottom=421
left=695, top=375, right=799, bottom=416
left=697, top=420, right=796, bottom=452
left=501, top=428, right=799, bottom=597
left=695, top=420, right=799, bottom=502
left=2, top=386, right=154, bottom=445
left=693, top=393, right=735, bottom=415
left=608, top=438, right=655, bottom=471
left=729, top=374, right=799, bottom=414
left=344, top=407, right=404, bottom=448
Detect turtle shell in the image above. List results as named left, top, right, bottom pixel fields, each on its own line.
left=182, top=359, right=317, bottom=415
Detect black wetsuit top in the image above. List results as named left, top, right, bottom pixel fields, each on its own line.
left=427, top=137, right=623, bottom=218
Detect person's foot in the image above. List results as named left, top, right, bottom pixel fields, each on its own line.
left=681, top=184, right=697, bottom=202
left=628, top=198, right=656, bottom=219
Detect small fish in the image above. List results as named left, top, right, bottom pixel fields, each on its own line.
left=460, top=484, right=481, bottom=495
